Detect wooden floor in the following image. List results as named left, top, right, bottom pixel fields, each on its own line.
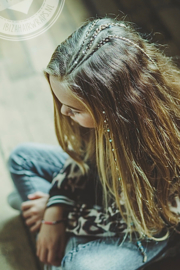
left=0, top=1, right=91, bottom=269
left=0, top=0, right=180, bottom=269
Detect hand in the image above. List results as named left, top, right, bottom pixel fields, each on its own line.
left=21, top=191, right=49, bottom=232
left=36, top=206, right=67, bottom=266
left=37, top=222, right=67, bottom=266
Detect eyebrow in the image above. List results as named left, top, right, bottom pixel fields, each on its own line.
left=63, top=104, right=83, bottom=111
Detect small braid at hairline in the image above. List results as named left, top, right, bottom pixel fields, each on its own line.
left=84, top=23, right=127, bottom=54
left=68, top=21, right=126, bottom=74
left=68, top=23, right=123, bottom=74
left=68, top=22, right=157, bottom=74
left=68, top=19, right=100, bottom=74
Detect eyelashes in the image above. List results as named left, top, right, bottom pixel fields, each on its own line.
left=69, top=109, right=81, bottom=115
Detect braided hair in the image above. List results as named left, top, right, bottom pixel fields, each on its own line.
left=44, top=17, right=180, bottom=239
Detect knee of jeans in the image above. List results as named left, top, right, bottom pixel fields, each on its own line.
left=61, top=243, right=101, bottom=270
left=61, top=241, right=132, bottom=270
left=61, top=245, right=83, bottom=270
left=8, top=142, right=34, bottom=172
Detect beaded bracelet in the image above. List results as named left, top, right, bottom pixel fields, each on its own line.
left=41, top=218, right=67, bottom=225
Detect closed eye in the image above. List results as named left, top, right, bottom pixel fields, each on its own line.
left=70, top=109, right=81, bottom=115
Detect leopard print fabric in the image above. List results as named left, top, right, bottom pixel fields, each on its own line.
left=47, top=158, right=127, bottom=237
left=47, top=158, right=180, bottom=237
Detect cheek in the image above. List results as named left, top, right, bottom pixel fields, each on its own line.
left=76, top=115, right=95, bottom=128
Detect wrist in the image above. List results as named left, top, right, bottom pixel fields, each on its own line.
left=41, top=218, right=67, bottom=225
left=44, top=205, right=66, bottom=221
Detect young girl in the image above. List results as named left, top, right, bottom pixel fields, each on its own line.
left=8, top=17, right=180, bottom=270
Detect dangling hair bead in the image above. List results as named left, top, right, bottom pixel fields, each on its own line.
left=102, top=109, right=122, bottom=182
left=136, top=241, right=147, bottom=263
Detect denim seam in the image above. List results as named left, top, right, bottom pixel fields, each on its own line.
left=16, top=153, right=64, bottom=169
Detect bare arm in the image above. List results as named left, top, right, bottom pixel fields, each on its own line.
left=36, top=205, right=67, bottom=266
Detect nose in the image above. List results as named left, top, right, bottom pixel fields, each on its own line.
left=61, top=105, right=69, bottom=116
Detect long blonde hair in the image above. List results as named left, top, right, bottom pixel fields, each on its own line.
left=44, top=17, right=180, bottom=239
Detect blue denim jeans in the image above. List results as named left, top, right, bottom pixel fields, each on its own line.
left=8, top=143, right=171, bottom=270
left=8, top=142, right=68, bottom=201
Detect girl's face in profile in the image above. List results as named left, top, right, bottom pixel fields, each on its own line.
left=50, top=76, right=95, bottom=128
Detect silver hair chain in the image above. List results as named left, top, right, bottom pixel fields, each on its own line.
left=71, top=21, right=156, bottom=70
left=95, top=35, right=156, bottom=65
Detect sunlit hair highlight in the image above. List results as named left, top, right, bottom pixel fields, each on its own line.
left=44, top=17, right=180, bottom=239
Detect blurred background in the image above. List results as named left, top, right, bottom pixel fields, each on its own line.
left=0, top=0, right=180, bottom=269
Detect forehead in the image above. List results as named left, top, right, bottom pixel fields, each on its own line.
left=49, top=75, right=70, bottom=93
left=49, top=75, right=85, bottom=109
